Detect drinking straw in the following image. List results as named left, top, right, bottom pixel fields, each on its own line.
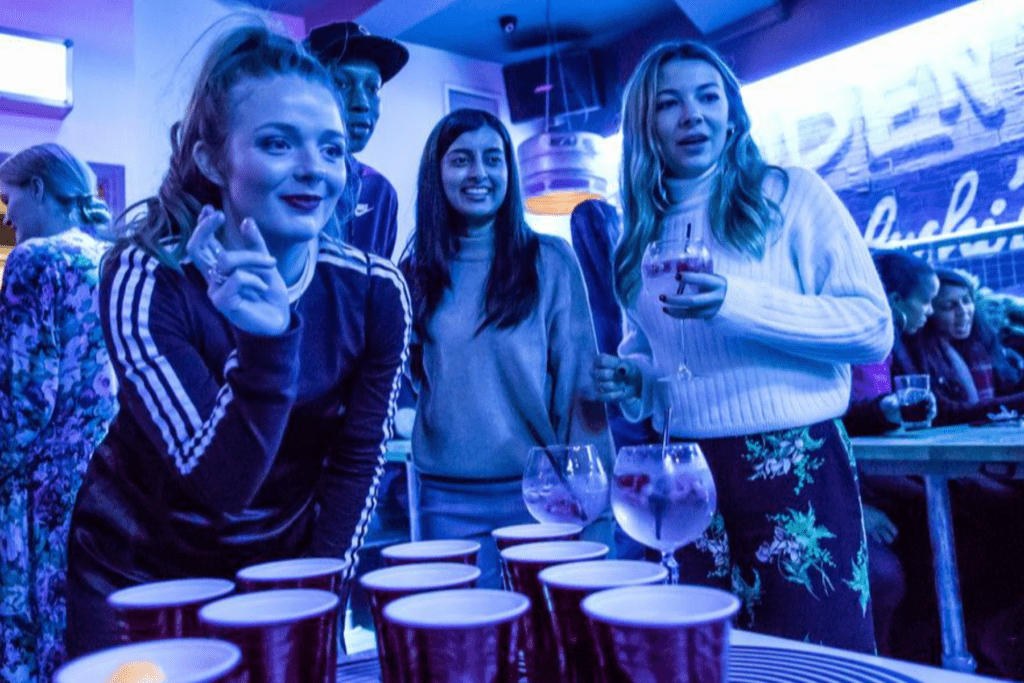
left=649, top=473, right=670, bottom=542
left=542, top=446, right=588, bottom=523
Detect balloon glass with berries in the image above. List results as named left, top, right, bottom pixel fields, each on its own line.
left=522, top=445, right=610, bottom=528
left=610, top=441, right=717, bottom=584
left=640, top=224, right=712, bottom=381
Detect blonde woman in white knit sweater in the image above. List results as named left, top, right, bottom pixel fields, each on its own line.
left=594, top=41, right=893, bottom=652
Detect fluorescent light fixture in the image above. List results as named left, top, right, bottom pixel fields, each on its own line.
left=0, top=26, right=73, bottom=118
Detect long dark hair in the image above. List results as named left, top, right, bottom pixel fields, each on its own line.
left=112, top=24, right=356, bottom=269
left=400, top=109, right=540, bottom=341
left=872, top=250, right=934, bottom=298
left=908, top=269, right=1020, bottom=398
left=615, top=41, right=787, bottom=306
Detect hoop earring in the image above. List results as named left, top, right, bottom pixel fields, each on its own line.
left=892, top=307, right=908, bottom=333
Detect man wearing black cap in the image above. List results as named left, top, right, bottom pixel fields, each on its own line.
left=306, top=22, right=409, bottom=260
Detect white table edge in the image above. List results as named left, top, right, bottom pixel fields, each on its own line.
left=732, top=630, right=1004, bottom=682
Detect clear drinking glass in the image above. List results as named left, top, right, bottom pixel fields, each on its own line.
left=894, top=374, right=934, bottom=430
left=641, top=237, right=713, bottom=381
left=610, top=443, right=717, bottom=584
left=523, top=445, right=610, bottom=527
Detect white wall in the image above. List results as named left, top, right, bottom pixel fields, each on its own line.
left=130, top=0, right=306, bottom=204
left=0, top=0, right=602, bottom=252
left=0, top=0, right=136, bottom=176
left=0, top=0, right=304, bottom=213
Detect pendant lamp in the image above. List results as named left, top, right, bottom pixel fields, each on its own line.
left=520, top=131, right=608, bottom=215
left=518, top=0, right=609, bottom=216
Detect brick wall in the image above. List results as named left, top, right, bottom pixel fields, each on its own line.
left=744, top=3, right=1024, bottom=290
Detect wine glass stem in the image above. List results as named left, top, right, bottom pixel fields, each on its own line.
left=661, top=550, right=680, bottom=585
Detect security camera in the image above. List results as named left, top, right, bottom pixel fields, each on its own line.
left=500, top=15, right=517, bottom=34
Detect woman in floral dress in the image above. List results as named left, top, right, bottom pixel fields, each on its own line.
left=592, top=42, right=892, bottom=652
left=0, top=143, right=117, bottom=681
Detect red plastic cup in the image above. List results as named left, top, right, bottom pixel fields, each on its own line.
left=582, top=585, right=740, bottom=683
left=381, top=539, right=480, bottom=566
left=107, top=578, right=235, bottom=644
left=53, top=638, right=242, bottom=683
left=360, top=562, right=481, bottom=683
left=199, top=588, right=340, bottom=683
left=492, top=524, right=585, bottom=591
left=539, top=560, right=669, bottom=682
left=383, top=588, right=530, bottom=683
left=236, top=557, right=347, bottom=593
left=500, top=541, right=609, bottom=683
left=490, top=522, right=583, bottom=551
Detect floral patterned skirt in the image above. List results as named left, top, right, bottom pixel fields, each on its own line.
left=670, top=418, right=876, bottom=654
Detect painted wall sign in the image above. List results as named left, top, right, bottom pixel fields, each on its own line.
left=742, top=0, right=1024, bottom=284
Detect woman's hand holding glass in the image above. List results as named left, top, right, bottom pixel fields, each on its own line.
left=878, top=392, right=937, bottom=430
left=592, top=354, right=642, bottom=403
left=186, top=205, right=290, bottom=337
left=658, top=271, right=728, bottom=320
left=642, top=238, right=724, bottom=320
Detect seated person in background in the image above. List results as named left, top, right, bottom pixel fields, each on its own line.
left=845, top=250, right=939, bottom=435
left=884, top=267, right=1024, bottom=676
left=843, top=250, right=938, bottom=657
left=900, top=268, right=1024, bottom=424
left=306, top=21, right=408, bottom=259
left=974, top=286, right=1024, bottom=362
left=64, top=25, right=409, bottom=657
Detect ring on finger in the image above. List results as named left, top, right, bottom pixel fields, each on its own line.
left=208, top=264, right=227, bottom=287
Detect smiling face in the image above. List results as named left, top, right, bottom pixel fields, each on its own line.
left=931, top=283, right=975, bottom=340
left=891, top=273, right=940, bottom=334
left=331, top=58, right=381, bottom=154
left=214, top=74, right=347, bottom=254
left=440, top=126, right=509, bottom=228
left=653, top=58, right=731, bottom=179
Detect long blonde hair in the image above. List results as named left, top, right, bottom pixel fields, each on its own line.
left=614, top=41, right=786, bottom=307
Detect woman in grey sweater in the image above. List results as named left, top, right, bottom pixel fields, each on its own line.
left=399, top=109, right=613, bottom=587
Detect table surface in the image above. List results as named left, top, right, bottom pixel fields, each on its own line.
left=852, top=422, right=1024, bottom=463
left=336, top=629, right=1004, bottom=682
left=731, top=631, right=1004, bottom=682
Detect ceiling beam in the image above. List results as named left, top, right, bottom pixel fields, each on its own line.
left=672, top=0, right=781, bottom=35
left=305, top=0, right=389, bottom=30
left=357, top=0, right=466, bottom=39
left=705, top=2, right=789, bottom=46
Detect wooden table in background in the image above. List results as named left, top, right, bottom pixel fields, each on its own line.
left=852, top=422, right=1024, bottom=673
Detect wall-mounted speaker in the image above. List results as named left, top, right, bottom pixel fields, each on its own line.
left=502, top=49, right=603, bottom=124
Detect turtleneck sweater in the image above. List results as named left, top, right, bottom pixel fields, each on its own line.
left=620, top=165, right=893, bottom=438
left=411, top=227, right=614, bottom=478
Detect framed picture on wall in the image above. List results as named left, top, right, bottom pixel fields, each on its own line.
left=0, top=152, right=124, bottom=245
left=444, top=84, right=502, bottom=117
